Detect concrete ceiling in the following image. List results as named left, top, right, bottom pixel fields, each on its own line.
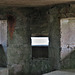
left=0, top=0, right=75, bottom=7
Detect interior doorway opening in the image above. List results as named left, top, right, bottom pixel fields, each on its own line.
left=0, top=20, right=7, bottom=67
left=60, top=18, right=75, bottom=60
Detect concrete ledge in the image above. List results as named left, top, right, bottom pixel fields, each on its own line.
left=0, top=68, right=8, bottom=75
left=43, top=71, right=75, bottom=75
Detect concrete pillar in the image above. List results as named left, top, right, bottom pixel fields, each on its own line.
left=48, top=7, right=61, bottom=70
left=7, top=10, right=31, bottom=75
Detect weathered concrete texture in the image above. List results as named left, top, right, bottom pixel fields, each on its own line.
left=7, top=8, right=31, bottom=75
left=28, top=8, right=51, bottom=74
left=6, top=5, right=61, bottom=75
left=30, top=59, right=51, bottom=74
left=29, top=8, right=49, bottom=36
left=29, top=7, right=60, bottom=74
left=48, top=7, right=61, bottom=70
left=0, top=68, right=8, bottom=75
left=6, top=7, right=60, bottom=75
left=43, top=71, right=75, bottom=75
left=0, top=3, right=74, bottom=75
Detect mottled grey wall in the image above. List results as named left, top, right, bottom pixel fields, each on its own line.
left=6, top=7, right=60, bottom=75
left=0, top=6, right=60, bottom=75
left=49, top=7, right=61, bottom=70
left=7, top=8, right=31, bottom=75
left=0, top=8, right=31, bottom=75
left=0, top=3, right=74, bottom=75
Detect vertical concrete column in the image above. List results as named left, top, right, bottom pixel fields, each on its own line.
left=7, top=10, right=31, bottom=75
left=23, top=16, right=31, bottom=75
left=48, top=7, right=61, bottom=70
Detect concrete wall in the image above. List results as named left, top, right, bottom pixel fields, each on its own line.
left=29, top=7, right=60, bottom=74
left=0, top=3, right=74, bottom=75
left=5, top=7, right=60, bottom=75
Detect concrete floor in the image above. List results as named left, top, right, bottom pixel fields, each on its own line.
left=43, top=71, right=75, bottom=75
left=0, top=68, right=8, bottom=75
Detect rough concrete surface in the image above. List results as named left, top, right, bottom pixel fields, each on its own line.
left=0, top=3, right=74, bottom=75
left=43, top=71, right=75, bottom=75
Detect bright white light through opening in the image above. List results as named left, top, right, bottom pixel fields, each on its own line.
left=31, top=37, right=49, bottom=46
